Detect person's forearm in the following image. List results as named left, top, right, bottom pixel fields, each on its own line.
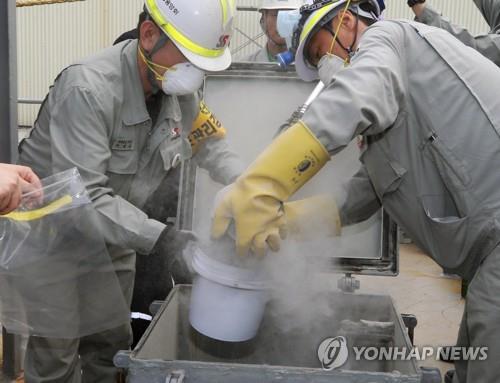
left=194, top=138, right=245, bottom=185
left=90, top=193, right=166, bottom=254
left=414, top=3, right=500, bottom=66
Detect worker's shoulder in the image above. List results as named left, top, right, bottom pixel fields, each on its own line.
left=54, top=42, right=132, bottom=100
left=367, top=19, right=452, bottom=39
left=364, top=19, right=415, bottom=38
left=361, top=19, right=430, bottom=51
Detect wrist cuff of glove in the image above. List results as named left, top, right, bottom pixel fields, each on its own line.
left=407, top=0, right=425, bottom=7
left=152, top=224, right=173, bottom=254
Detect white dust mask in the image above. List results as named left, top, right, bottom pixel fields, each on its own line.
left=317, top=54, right=348, bottom=85
left=161, top=62, right=205, bottom=96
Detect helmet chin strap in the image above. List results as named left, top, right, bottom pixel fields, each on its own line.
left=324, top=12, right=359, bottom=62
left=141, top=33, right=170, bottom=95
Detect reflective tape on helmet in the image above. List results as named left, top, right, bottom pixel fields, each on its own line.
left=300, top=3, right=337, bottom=44
left=146, top=0, right=226, bottom=58
left=221, top=0, right=229, bottom=24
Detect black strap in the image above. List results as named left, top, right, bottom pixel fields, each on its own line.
left=142, top=8, right=170, bottom=94
left=321, top=12, right=359, bottom=60
left=407, top=0, right=425, bottom=7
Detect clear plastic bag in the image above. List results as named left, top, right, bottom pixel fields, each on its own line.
left=0, top=168, right=129, bottom=338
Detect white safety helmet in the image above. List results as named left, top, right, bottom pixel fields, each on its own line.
left=293, top=0, right=382, bottom=81
left=258, top=0, right=305, bottom=11
left=144, top=0, right=236, bottom=72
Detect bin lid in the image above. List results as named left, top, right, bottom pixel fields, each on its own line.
left=178, top=63, right=398, bottom=277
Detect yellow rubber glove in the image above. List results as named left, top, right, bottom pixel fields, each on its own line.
left=189, top=101, right=226, bottom=154
left=211, top=121, right=330, bottom=256
left=283, top=194, right=342, bottom=241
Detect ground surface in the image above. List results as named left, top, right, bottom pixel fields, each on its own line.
left=358, top=243, right=464, bottom=376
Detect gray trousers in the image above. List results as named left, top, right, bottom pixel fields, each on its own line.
left=454, top=244, right=500, bottom=383
left=24, top=250, right=136, bottom=383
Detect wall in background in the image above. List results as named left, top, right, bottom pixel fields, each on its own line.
left=16, top=0, right=489, bottom=127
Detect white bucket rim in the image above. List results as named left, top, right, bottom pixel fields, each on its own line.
left=191, top=246, right=270, bottom=290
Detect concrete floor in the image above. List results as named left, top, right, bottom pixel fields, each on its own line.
left=358, top=243, right=464, bottom=377
left=0, top=243, right=463, bottom=382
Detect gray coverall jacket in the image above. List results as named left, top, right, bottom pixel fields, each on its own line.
left=416, top=0, right=500, bottom=65
left=301, top=20, right=500, bottom=382
left=18, top=39, right=243, bottom=383
left=20, top=40, right=242, bottom=256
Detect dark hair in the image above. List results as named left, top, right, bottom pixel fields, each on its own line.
left=137, top=11, right=148, bottom=30
left=113, top=29, right=138, bottom=45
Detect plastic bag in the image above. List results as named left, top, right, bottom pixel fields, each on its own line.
left=0, top=168, right=129, bottom=338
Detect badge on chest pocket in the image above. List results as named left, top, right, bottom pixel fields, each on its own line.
left=111, top=139, right=135, bottom=151
left=109, top=139, right=139, bottom=175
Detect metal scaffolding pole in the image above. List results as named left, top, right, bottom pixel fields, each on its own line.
left=0, top=0, right=18, bottom=164
left=16, top=0, right=85, bottom=7
left=0, top=2, right=22, bottom=379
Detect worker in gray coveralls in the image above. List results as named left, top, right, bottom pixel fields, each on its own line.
left=17, top=0, right=243, bottom=382
left=244, top=0, right=304, bottom=62
left=211, top=1, right=500, bottom=382
left=408, top=0, right=500, bottom=66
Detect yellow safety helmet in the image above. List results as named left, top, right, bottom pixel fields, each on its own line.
left=144, top=0, right=236, bottom=71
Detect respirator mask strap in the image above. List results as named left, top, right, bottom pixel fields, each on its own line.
left=141, top=8, right=170, bottom=94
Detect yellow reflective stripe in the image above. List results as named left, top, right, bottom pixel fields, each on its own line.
left=300, top=1, right=343, bottom=44
left=167, top=25, right=224, bottom=58
left=1, top=195, right=73, bottom=222
left=221, top=0, right=228, bottom=24
left=222, top=0, right=235, bottom=24
left=300, top=6, right=333, bottom=43
left=146, top=0, right=225, bottom=58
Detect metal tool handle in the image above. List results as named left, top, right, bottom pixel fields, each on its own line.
left=277, top=81, right=325, bottom=135
left=303, top=81, right=325, bottom=111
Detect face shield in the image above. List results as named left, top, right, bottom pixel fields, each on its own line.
left=276, top=9, right=303, bottom=67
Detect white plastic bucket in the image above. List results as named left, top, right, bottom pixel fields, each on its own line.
left=188, top=246, right=269, bottom=342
